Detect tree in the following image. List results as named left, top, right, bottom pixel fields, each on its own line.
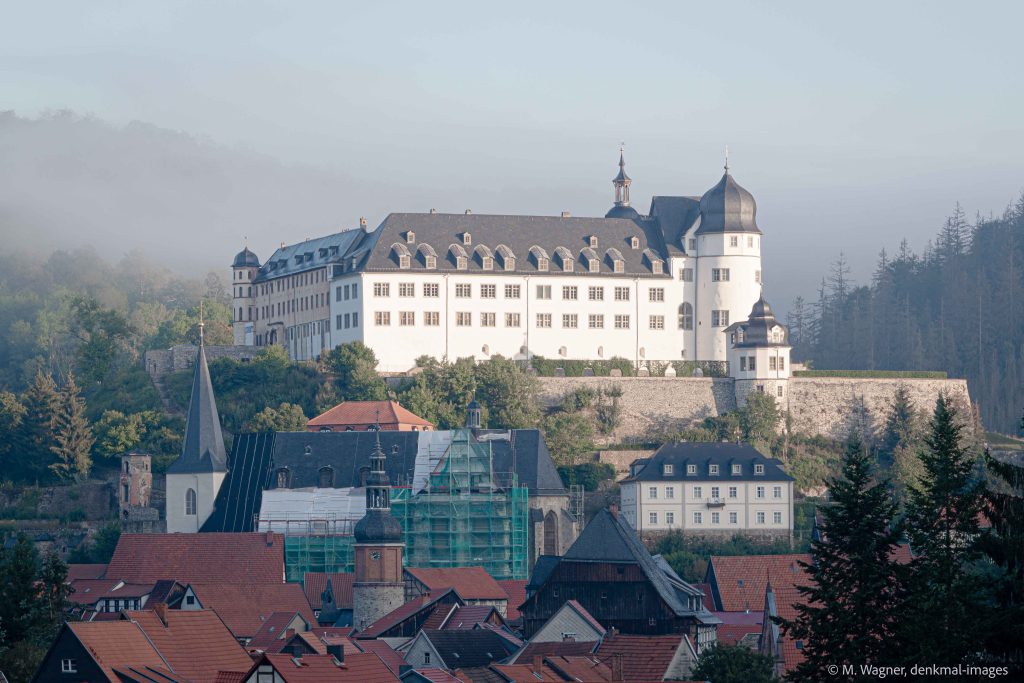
left=49, top=372, right=95, bottom=480
left=472, top=355, right=540, bottom=428
left=691, top=644, right=778, bottom=683
left=0, top=391, right=26, bottom=476
left=779, top=433, right=904, bottom=681
left=67, top=522, right=122, bottom=564
left=880, top=383, right=919, bottom=461
left=245, top=402, right=309, bottom=432
left=541, top=412, right=594, bottom=467
left=323, top=342, right=388, bottom=401
left=71, top=296, right=134, bottom=384
left=740, top=391, right=779, bottom=444
left=899, top=395, right=986, bottom=667
left=15, top=370, right=61, bottom=483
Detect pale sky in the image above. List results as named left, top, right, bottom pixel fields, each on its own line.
left=3, top=0, right=1023, bottom=311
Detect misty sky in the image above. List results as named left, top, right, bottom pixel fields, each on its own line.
left=3, top=1, right=1023, bottom=312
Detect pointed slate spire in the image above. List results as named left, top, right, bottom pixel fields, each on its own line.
left=167, top=332, right=227, bottom=474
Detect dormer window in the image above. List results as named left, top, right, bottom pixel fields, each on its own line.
left=463, top=232, right=472, bottom=245
left=482, top=256, right=494, bottom=270
left=732, top=464, right=742, bottom=475
left=630, top=236, right=640, bottom=249
left=425, top=255, right=437, bottom=269
left=710, top=464, right=719, bottom=475
left=538, top=257, right=549, bottom=272
left=406, top=231, right=415, bottom=244
left=755, top=464, right=765, bottom=475
left=588, top=258, right=600, bottom=273
left=614, top=260, right=624, bottom=274
left=663, top=464, right=673, bottom=475
left=276, top=468, right=291, bottom=488
left=686, top=464, right=696, bottom=475
left=457, top=256, right=468, bottom=270
left=652, top=261, right=663, bottom=274
left=589, top=235, right=599, bottom=248
left=398, top=254, right=410, bottom=269
left=505, top=257, right=516, bottom=271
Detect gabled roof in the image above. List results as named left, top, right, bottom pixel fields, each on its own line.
left=543, top=655, right=613, bottom=682
left=563, top=600, right=607, bottom=637
left=105, top=533, right=285, bottom=585
left=309, top=400, right=434, bottom=429
left=420, top=629, right=520, bottom=669
left=706, top=553, right=812, bottom=613
left=441, top=605, right=502, bottom=630
left=247, top=611, right=312, bottom=652
left=250, top=652, right=400, bottom=683
left=624, top=442, right=793, bottom=483
left=68, top=563, right=108, bottom=581
left=355, top=639, right=408, bottom=676
left=168, top=343, right=227, bottom=474
left=496, top=580, right=527, bottom=621
left=68, top=579, right=154, bottom=603
left=357, top=589, right=463, bottom=639
left=401, top=668, right=464, bottom=683
left=406, top=567, right=508, bottom=600
left=304, top=572, right=355, bottom=610
left=508, top=640, right=599, bottom=665
left=187, top=582, right=317, bottom=639
left=124, top=609, right=253, bottom=683
left=66, top=621, right=169, bottom=682
left=594, top=634, right=690, bottom=682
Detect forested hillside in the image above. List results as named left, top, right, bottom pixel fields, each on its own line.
left=790, top=195, right=1024, bottom=433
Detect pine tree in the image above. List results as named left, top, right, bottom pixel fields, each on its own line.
left=779, top=433, right=904, bottom=682
left=15, top=370, right=61, bottom=483
left=880, top=383, right=919, bottom=462
left=899, top=395, right=985, bottom=667
left=49, top=372, right=94, bottom=481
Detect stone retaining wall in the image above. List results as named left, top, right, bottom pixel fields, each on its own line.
left=144, top=344, right=258, bottom=380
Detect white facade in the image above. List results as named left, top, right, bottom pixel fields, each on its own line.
left=621, top=477, right=793, bottom=534
left=165, top=471, right=226, bottom=533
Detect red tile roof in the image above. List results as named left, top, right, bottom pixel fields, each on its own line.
left=490, top=663, right=563, bottom=681
left=106, top=533, right=285, bottom=585
left=891, top=543, right=914, bottom=565
left=68, top=621, right=168, bottom=682
left=408, top=668, right=464, bottom=683
left=357, top=595, right=436, bottom=638
left=248, top=611, right=312, bottom=652
left=594, top=634, right=686, bottom=682
left=544, top=655, right=612, bottom=682
left=355, top=639, right=408, bottom=676
left=406, top=567, right=508, bottom=600
left=708, top=554, right=812, bottom=613
left=716, top=623, right=762, bottom=646
left=126, top=609, right=254, bottom=683
left=69, top=579, right=154, bottom=603
left=308, top=400, right=433, bottom=429
left=303, top=572, right=355, bottom=609
left=213, top=672, right=247, bottom=683
left=188, top=582, right=316, bottom=639
left=68, top=563, right=108, bottom=581
left=256, top=652, right=399, bottom=682
left=514, top=640, right=598, bottom=663
left=496, top=580, right=526, bottom=621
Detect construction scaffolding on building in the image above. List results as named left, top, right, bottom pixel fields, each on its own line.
left=258, top=428, right=530, bottom=582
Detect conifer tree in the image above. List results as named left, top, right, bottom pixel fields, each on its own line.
left=15, top=370, right=61, bottom=483
left=899, top=394, right=985, bottom=667
left=779, top=432, right=904, bottom=682
left=49, top=372, right=94, bottom=480
left=881, top=383, right=918, bottom=460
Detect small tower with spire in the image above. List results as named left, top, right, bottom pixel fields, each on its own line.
left=725, top=295, right=792, bottom=409
left=352, top=423, right=405, bottom=630
left=165, top=321, right=229, bottom=533
left=605, top=145, right=641, bottom=220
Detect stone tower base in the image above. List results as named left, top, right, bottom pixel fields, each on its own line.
left=353, top=582, right=405, bottom=631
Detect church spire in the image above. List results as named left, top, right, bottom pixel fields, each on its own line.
left=167, top=320, right=227, bottom=474
left=613, top=144, right=632, bottom=207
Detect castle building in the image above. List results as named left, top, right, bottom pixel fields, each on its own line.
left=725, top=296, right=792, bottom=407
left=165, top=331, right=228, bottom=533
left=351, top=429, right=406, bottom=630
left=231, top=151, right=765, bottom=372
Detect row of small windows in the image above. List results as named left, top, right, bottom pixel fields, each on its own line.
left=274, top=467, right=336, bottom=488
left=739, top=356, right=787, bottom=372
left=256, top=292, right=328, bottom=321
left=361, top=306, right=695, bottom=331
left=648, top=510, right=783, bottom=525
left=369, top=282, right=674, bottom=302
left=390, top=242, right=663, bottom=274
left=646, top=484, right=783, bottom=499
left=661, top=462, right=767, bottom=476
left=255, top=268, right=325, bottom=295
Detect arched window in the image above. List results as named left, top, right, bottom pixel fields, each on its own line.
left=276, top=468, right=291, bottom=488
left=185, top=488, right=197, bottom=516
left=318, top=467, right=334, bottom=488
left=678, top=303, right=694, bottom=330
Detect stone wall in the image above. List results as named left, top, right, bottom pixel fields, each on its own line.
left=144, top=344, right=258, bottom=380
left=537, top=375, right=972, bottom=442
left=596, top=450, right=656, bottom=479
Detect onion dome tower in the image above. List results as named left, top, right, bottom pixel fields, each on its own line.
left=605, top=146, right=641, bottom=220
left=352, top=425, right=405, bottom=630
left=231, top=244, right=260, bottom=345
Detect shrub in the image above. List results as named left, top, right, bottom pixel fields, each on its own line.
left=793, top=369, right=947, bottom=379
left=557, top=462, right=616, bottom=491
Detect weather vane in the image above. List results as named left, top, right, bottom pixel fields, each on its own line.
left=724, top=145, right=730, bottom=172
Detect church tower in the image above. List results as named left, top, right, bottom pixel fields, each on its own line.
left=165, top=323, right=228, bottom=533
left=231, top=245, right=260, bottom=345
left=352, top=428, right=405, bottom=630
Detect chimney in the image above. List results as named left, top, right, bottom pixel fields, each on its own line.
left=562, top=634, right=576, bottom=643
left=266, top=530, right=275, bottom=546
left=429, top=208, right=438, bottom=214
left=464, top=209, right=472, bottom=215
left=153, top=602, right=168, bottom=626
left=327, top=643, right=345, bottom=663
left=533, top=655, right=543, bottom=670
left=608, top=503, right=619, bottom=518
left=561, top=211, right=571, bottom=218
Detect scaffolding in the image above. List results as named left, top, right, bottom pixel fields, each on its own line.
left=267, top=428, right=530, bottom=582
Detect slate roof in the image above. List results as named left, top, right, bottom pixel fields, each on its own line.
left=496, top=580, right=527, bottom=621
left=624, top=442, right=793, bottom=483
left=357, top=213, right=669, bottom=279
left=421, top=629, right=520, bottom=669
left=252, top=229, right=364, bottom=284
left=406, top=567, right=508, bottom=600
left=705, top=553, right=812, bottom=614
left=695, top=171, right=761, bottom=234
left=402, top=668, right=464, bottom=683
left=105, top=533, right=285, bottom=585
left=309, top=400, right=433, bottom=429
left=647, top=196, right=701, bottom=257
left=204, top=429, right=564, bottom=533
left=726, top=296, right=790, bottom=348
left=168, top=343, right=227, bottom=474
left=124, top=610, right=254, bottom=683
left=304, top=572, right=355, bottom=610
left=594, top=634, right=688, bottom=682
left=187, top=582, right=317, bottom=639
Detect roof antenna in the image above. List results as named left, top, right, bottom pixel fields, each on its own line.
left=724, top=145, right=730, bottom=173
left=198, top=300, right=205, bottom=346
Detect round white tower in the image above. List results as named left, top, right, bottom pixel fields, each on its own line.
left=726, top=296, right=791, bottom=408
left=693, top=161, right=763, bottom=362
left=231, top=246, right=260, bottom=345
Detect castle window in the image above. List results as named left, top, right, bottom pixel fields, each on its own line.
left=755, top=464, right=765, bottom=475
left=425, top=255, right=437, bottom=269
left=319, top=467, right=335, bottom=488
left=482, top=256, right=494, bottom=270
left=630, top=236, right=639, bottom=249
left=538, top=257, right=549, bottom=271
left=649, top=288, right=665, bottom=302
left=614, top=260, right=624, bottom=273
left=406, top=231, right=415, bottom=243
left=457, top=256, right=468, bottom=269
left=712, top=268, right=730, bottom=282
left=678, top=303, right=694, bottom=331
left=463, top=232, right=472, bottom=245
left=748, top=236, right=755, bottom=248
left=276, top=468, right=291, bottom=488
left=652, top=261, right=663, bottom=274
left=687, top=464, right=696, bottom=475
left=185, top=489, right=197, bottom=516
left=711, top=310, right=729, bottom=327
left=398, top=254, right=410, bottom=269
left=777, top=385, right=784, bottom=397
left=589, top=258, right=600, bottom=272
left=589, top=235, right=598, bottom=248
left=688, top=238, right=697, bottom=251
left=740, top=357, right=747, bottom=371
left=730, top=236, right=739, bottom=247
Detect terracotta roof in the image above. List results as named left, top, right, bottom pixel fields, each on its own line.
left=256, top=652, right=399, bottom=682
left=125, top=609, right=254, bottom=683
left=544, top=655, right=612, bottom=682
left=707, top=554, right=812, bottom=613
left=213, top=672, right=247, bottom=683
left=304, top=572, right=355, bottom=609
left=287, top=630, right=329, bottom=655
left=422, top=603, right=459, bottom=631
left=355, top=639, right=408, bottom=676
left=496, top=580, right=527, bottom=621
left=490, top=664, right=563, bottom=681
left=594, top=634, right=687, bottom=682
left=68, top=621, right=168, bottom=681
left=188, top=582, right=316, bottom=639
left=110, top=664, right=187, bottom=682
left=357, top=594, right=440, bottom=638
left=405, top=668, right=464, bottom=683
left=68, top=563, right=108, bottom=581
left=407, top=567, right=508, bottom=600
left=308, top=400, right=433, bottom=428
left=248, top=611, right=312, bottom=652
left=513, top=640, right=598, bottom=663
left=313, top=626, right=354, bottom=639
left=716, top=623, right=762, bottom=646
left=106, top=533, right=285, bottom=585
left=69, top=579, right=154, bottom=603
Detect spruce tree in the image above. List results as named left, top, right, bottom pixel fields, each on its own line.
left=15, top=370, right=61, bottom=483
left=881, top=383, right=918, bottom=461
left=49, top=372, right=94, bottom=481
left=900, top=394, right=985, bottom=668
left=779, top=432, right=904, bottom=682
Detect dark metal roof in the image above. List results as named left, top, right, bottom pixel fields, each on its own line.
left=168, top=344, right=227, bottom=474
left=421, top=628, right=519, bottom=668
left=604, top=204, right=641, bottom=220
left=232, top=247, right=261, bottom=268
left=696, top=172, right=761, bottom=234
left=252, top=229, right=365, bottom=283
left=648, top=196, right=702, bottom=257
left=624, top=442, right=793, bottom=482
left=726, top=296, right=790, bottom=348
left=354, top=509, right=403, bottom=543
